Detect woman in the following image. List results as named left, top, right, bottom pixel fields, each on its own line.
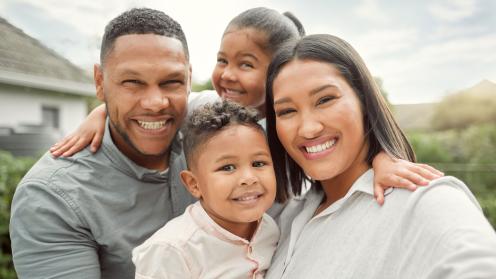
left=264, top=34, right=496, bottom=278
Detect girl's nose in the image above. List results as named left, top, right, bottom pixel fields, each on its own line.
left=221, top=66, right=237, bottom=82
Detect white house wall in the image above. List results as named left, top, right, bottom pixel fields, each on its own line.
left=0, top=86, right=88, bottom=136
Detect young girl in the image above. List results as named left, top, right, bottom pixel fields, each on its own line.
left=49, top=7, right=441, bottom=202
left=133, top=100, right=279, bottom=278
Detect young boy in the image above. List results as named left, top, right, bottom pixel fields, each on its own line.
left=132, top=100, right=279, bottom=278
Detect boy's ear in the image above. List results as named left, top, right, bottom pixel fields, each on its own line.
left=94, top=63, right=105, bottom=101
left=180, top=170, right=202, bottom=199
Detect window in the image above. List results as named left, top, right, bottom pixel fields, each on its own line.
left=42, top=106, right=59, bottom=128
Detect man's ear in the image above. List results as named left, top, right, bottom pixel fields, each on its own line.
left=187, top=64, right=192, bottom=95
left=180, top=170, right=202, bottom=199
left=94, top=63, right=105, bottom=101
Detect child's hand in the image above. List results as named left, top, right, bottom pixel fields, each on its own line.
left=372, top=152, right=444, bottom=205
left=50, top=104, right=106, bottom=157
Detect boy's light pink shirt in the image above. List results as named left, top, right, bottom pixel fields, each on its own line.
left=132, top=201, right=280, bottom=279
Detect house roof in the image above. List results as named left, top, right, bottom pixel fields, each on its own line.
left=0, top=17, right=94, bottom=96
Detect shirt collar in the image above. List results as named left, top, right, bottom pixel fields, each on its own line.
left=190, top=201, right=267, bottom=245
left=308, top=168, right=376, bottom=217
left=100, top=117, right=182, bottom=183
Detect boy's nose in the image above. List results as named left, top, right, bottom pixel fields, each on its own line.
left=239, top=170, right=258, bottom=186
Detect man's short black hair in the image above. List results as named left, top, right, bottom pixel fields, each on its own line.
left=100, top=7, right=189, bottom=64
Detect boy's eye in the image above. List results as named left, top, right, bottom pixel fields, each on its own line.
left=252, top=161, right=267, bottom=168
left=218, top=164, right=235, bottom=172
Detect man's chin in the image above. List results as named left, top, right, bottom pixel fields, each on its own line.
left=133, top=146, right=171, bottom=158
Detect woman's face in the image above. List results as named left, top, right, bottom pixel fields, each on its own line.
left=272, top=59, right=368, bottom=182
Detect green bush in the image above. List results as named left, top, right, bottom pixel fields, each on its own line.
left=408, top=124, right=496, bottom=229
left=479, top=194, right=496, bottom=229
left=0, top=151, right=36, bottom=279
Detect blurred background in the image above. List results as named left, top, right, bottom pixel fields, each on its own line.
left=0, top=0, right=495, bottom=277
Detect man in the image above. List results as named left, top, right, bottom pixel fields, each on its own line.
left=10, top=8, right=196, bottom=278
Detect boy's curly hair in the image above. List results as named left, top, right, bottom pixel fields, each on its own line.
left=182, top=100, right=264, bottom=168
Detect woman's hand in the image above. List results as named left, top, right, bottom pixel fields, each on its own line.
left=50, top=104, right=107, bottom=157
left=372, top=151, right=444, bottom=205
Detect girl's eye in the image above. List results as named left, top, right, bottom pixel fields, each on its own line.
left=240, top=62, right=253, bottom=69
left=317, top=96, right=335, bottom=105
left=275, top=108, right=296, bottom=117
left=218, top=164, right=235, bottom=172
left=217, top=58, right=227, bottom=65
left=252, top=161, right=267, bottom=168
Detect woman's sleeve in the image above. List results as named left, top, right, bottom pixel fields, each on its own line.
left=400, top=177, right=496, bottom=278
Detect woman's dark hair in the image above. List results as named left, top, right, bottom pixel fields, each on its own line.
left=225, top=7, right=305, bottom=55
left=265, top=34, right=416, bottom=201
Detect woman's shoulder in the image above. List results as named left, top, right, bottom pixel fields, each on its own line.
left=407, top=176, right=480, bottom=209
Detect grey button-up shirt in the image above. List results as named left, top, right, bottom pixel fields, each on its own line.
left=10, top=121, right=196, bottom=279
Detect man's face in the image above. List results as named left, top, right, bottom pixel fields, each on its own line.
left=95, top=34, right=191, bottom=170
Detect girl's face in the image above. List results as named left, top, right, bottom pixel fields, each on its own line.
left=211, top=28, right=271, bottom=114
left=272, top=59, right=369, bottom=183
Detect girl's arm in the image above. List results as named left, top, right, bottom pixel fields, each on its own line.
left=372, top=151, right=444, bottom=205
left=51, top=105, right=445, bottom=202
left=50, top=104, right=106, bottom=157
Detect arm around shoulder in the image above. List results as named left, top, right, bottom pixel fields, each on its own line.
left=10, top=180, right=100, bottom=278
left=403, top=177, right=496, bottom=278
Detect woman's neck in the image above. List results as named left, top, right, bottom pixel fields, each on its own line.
left=316, top=146, right=370, bottom=216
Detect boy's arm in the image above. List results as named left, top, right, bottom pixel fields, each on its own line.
left=133, top=242, right=192, bottom=279
left=10, top=181, right=100, bottom=278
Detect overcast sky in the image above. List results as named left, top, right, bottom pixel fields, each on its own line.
left=1, top=0, right=495, bottom=104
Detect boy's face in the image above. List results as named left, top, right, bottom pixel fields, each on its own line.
left=182, top=125, right=276, bottom=233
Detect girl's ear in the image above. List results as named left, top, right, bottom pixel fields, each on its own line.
left=180, top=170, right=202, bottom=199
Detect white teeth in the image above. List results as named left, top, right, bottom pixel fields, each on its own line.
left=137, top=120, right=167, bottom=130
left=305, top=139, right=336, bottom=153
left=235, top=195, right=259, bottom=201
left=225, top=88, right=243, bottom=95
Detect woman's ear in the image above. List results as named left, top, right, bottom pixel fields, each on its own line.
left=180, top=170, right=202, bottom=199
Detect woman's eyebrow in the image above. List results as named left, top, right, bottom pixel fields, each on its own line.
left=309, top=84, right=338, bottom=96
left=274, top=84, right=338, bottom=105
